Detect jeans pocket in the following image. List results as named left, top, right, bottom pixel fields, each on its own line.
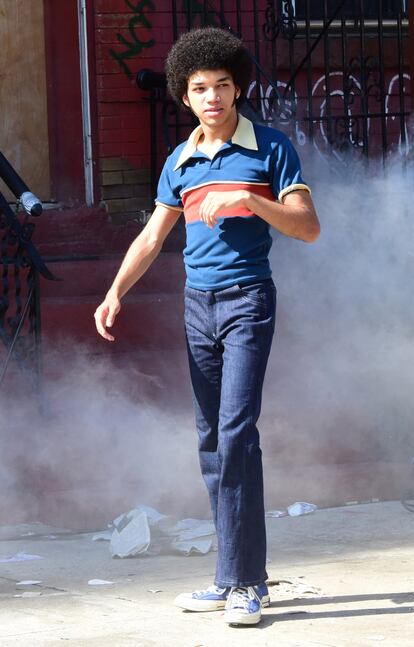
left=238, top=281, right=275, bottom=310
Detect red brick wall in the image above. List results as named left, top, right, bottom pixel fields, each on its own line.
left=90, top=2, right=412, bottom=217
left=93, top=0, right=173, bottom=215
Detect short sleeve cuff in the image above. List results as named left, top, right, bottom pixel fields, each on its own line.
left=155, top=201, right=183, bottom=212
left=278, top=183, right=311, bottom=202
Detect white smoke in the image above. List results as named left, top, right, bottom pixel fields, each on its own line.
left=262, top=150, right=414, bottom=472
left=0, top=152, right=413, bottom=528
left=0, top=346, right=204, bottom=528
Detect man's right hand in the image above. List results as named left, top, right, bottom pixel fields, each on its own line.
left=92, top=206, right=181, bottom=342
left=94, top=294, right=121, bottom=342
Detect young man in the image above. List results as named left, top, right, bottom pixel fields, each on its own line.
left=95, top=27, right=320, bottom=626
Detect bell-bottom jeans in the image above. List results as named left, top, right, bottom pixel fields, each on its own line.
left=184, top=278, right=276, bottom=587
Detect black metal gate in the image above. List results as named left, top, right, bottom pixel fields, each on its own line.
left=138, top=0, right=411, bottom=194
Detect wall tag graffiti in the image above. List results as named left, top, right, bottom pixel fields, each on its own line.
left=109, top=0, right=155, bottom=78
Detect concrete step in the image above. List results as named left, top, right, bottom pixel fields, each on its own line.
left=33, top=206, right=185, bottom=257
left=40, top=252, right=185, bottom=298
left=40, top=293, right=185, bottom=351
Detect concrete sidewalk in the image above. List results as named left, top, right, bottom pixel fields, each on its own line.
left=0, top=501, right=413, bottom=647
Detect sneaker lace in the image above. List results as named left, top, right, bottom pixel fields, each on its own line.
left=228, top=586, right=259, bottom=610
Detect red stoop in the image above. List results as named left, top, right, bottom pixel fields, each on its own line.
left=37, top=207, right=190, bottom=407
left=0, top=207, right=195, bottom=529
left=40, top=254, right=186, bottom=352
left=36, top=206, right=187, bottom=354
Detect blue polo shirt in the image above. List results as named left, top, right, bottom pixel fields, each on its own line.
left=156, top=114, right=310, bottom=290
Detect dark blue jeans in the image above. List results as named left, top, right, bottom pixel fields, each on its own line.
left=184, top=279, right=276, bottom=587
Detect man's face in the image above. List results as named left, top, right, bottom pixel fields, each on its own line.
left=183, top=68, right=240, bottom=127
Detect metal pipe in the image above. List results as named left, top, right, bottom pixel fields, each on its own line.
left=0, top=152, right=42, bottom=217
left=377, top=0, right=388, bottom=161
left=396, top=2, right=407, bottom=147
left=77, top=0, right=94, bottom=206
left=323, top=0, right=332, bottom=145
left=409, top=0, right=414, bottom=110
left=358, top=0, right=369, bottom=157
left=253, top=0, right=261, bottom=114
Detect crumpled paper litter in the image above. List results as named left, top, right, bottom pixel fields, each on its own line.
left=103, top=505, right=216, bottom=559
left=110, top=508, right=151, bottom=558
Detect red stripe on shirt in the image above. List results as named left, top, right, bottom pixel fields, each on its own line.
left=182, top=183, right=275, bottom=224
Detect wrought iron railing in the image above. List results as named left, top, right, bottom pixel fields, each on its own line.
left=138, top=0, right=411, bottom=195
left=0, top=152, right=57, bottom=392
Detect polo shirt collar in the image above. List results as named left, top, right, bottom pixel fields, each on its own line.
left=173, top=113, right=258, bottom=171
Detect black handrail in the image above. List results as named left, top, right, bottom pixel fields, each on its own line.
left=0, top=151, right=57, bottom=390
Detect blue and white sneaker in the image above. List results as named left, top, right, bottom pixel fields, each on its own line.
left=174, top=585, right=231, bottom=611
left=224, top=586, right=265, bottom=625
left=174, top=582, right=270, bottom=613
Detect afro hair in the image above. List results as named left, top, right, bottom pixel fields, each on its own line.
left=165, top=27, right=252, bottom=108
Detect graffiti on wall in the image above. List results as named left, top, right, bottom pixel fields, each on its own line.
left=109, top=0, right=156, bottom=78
left=247, top=70, right=411, bottom=162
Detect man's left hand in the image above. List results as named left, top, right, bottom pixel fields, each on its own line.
left=199, top=190, right=249, bottom=228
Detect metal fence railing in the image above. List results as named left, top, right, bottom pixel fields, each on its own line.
left=138, top=0, right=411, bottom=195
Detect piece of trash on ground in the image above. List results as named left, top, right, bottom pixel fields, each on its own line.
left=112, top=505, right=167, bottom=530
left=265, top=504, right=317, bottom=518
left=0, top=552, right=43, bottom=564
left=147, top=589, right=162, bottom=593
left=287, top=502, right=318, bottom=517
left=106, top=505, right=216, bottom=559
left=110, top=509, right=151, bottom=558
left=266, top=510, right=288, bottom=518
left=172, top=538, right=214, bottom=555
left=267, top=577, right=322, bottom=598
left=88, top=579, right=114, bottom=586
left=16, top=580, right=42, bottom=586
left=171, top=518, right=215, bottom=541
